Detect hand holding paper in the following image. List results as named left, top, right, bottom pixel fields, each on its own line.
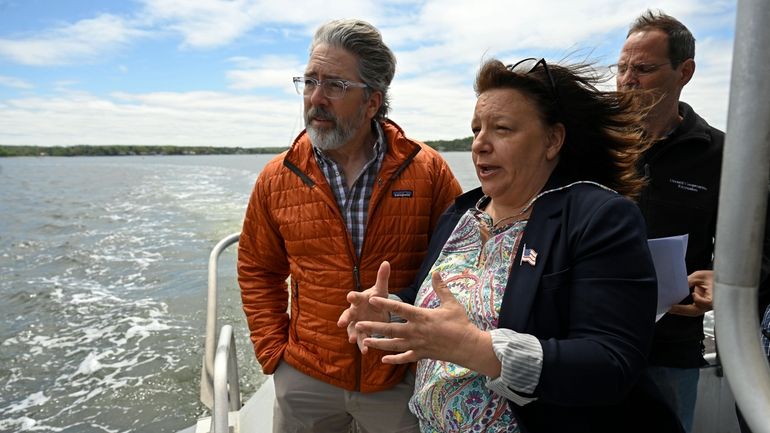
left=669, top=270, right=714, bottom=317
left=647, top=235, right=690, bottom=321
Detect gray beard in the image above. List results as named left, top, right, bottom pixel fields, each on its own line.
left=307, top=124, right=354, bottom=151
left=306, top=106, right=367, bottom=151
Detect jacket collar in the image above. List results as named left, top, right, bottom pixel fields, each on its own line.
left=452, top=165, right=575, bottom=217
left=660, top=102, right=716, bottom=146
left=283, top=118, right=420, bottom=187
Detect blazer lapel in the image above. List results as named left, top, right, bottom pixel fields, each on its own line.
left=499, top=192, right=563, bottom=332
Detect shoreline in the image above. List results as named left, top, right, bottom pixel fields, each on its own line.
left=0, top=138, right=474, bottom=157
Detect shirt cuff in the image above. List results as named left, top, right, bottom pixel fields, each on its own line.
left=387, top=293, right=406, bottom=323
left=485, top=328, right=543, bottom=406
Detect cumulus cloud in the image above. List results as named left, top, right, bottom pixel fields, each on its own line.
left=680, top=36, right=733, bottom=129
left=0, top=14, right=147, bottom=66
left=0, top=75, right=32, bottom=89
left=389, top=71, right=477, bottom=142
left=138, top=0, right=261, bottom=49
left=0, top=90, right=303, bottom=147
left=381, top=0, right=714, bottom=76
left=225, top=55, right=305, bottom=90
left=0, top=0, right=739, bottom=146
left=138, top=0, right=382, bottom=49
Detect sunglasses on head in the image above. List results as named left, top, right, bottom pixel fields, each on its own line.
left=506, top=57, right=560, bottom=105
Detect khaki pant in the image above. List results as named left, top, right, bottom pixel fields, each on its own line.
left=272, top=361, right=419, bottom=433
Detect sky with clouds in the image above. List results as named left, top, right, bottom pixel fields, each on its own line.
left=0, top=0, right=737, bottom=147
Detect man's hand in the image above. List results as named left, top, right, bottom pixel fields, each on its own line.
left=337, top=261, right=391, bottom=352
left=669, top=270, right=713, bottom=317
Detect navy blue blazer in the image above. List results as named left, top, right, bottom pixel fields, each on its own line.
left=398, top=170, right=683, bottom=433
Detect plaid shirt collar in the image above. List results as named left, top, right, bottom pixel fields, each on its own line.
left=312, top=120, right=387, bottom=258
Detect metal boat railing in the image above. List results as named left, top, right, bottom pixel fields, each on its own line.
left=199, top=232, right=242, bottom=433
left=714, top=1, right=770, bottom=432
left=213, top=324, right=241, bottom=432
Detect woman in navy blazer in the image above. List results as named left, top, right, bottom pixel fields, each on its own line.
left=340, top=58, right=682, bottom=433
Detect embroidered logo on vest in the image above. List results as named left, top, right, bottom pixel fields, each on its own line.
left=392, top=190, right=413, bottom=198
left=669, top=178, right=708, bottom=193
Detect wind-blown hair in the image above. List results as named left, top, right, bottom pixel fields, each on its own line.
left=628, top=9, right=695, bottom=68
left=474, top=59, right=650, bottom=199
left=311, top=19, right=396, bottom=120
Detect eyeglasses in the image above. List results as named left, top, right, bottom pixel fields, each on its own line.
left=507, top=57, right=559, bottom=103
left=293, top=76, right=368, bottom=99
left=609, top=62, right=670, bottom=76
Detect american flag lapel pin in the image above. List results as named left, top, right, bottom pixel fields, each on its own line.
left=520, top=244, right=537, bottom=266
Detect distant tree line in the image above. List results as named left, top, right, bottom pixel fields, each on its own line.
left=0, top=137, right=473, bottom=157
left=424, top=136, right=473, bottom=152
left=0, top=145, right=288, bottom=157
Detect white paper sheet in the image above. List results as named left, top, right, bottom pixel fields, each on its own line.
left=647, top=235, right=690, bottom=321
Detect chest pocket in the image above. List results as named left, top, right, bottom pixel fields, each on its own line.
left=533, top=267, right=571, bottom=338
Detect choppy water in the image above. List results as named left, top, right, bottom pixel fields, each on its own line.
left=0, top=152, right=478, bottom=433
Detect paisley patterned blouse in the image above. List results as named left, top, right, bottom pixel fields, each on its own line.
left=409, top=203, right=526, bottom=433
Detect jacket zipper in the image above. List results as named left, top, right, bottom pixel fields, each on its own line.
left=287, top=140, right=421, bottom=391
left=291, top=280, right=300, bottom=343
left=351, top=150, right=418, bottom=391
left=353, top=265, right=361, bottom=291
left=352, top=263, right=362, bottom=391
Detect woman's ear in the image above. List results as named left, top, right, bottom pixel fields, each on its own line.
left=546, top=122, right=566, bottom=161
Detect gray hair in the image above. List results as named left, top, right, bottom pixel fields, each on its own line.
left=310, top=19, right=396, bottom=119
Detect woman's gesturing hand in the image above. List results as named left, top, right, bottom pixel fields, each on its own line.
left=338, top=261, right=392, bottom=352
left=355, top=272, right=498, bottom=376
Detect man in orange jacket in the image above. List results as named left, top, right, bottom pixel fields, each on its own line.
left=237, top=19, right=461, bottom=433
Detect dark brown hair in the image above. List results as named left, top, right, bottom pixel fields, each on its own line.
left=628, top=9, right=695, bottom=68
left=474, top=59, right=650, bottom=199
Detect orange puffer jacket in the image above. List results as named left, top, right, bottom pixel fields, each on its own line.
left=238, top=119, right=462, bottom=392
